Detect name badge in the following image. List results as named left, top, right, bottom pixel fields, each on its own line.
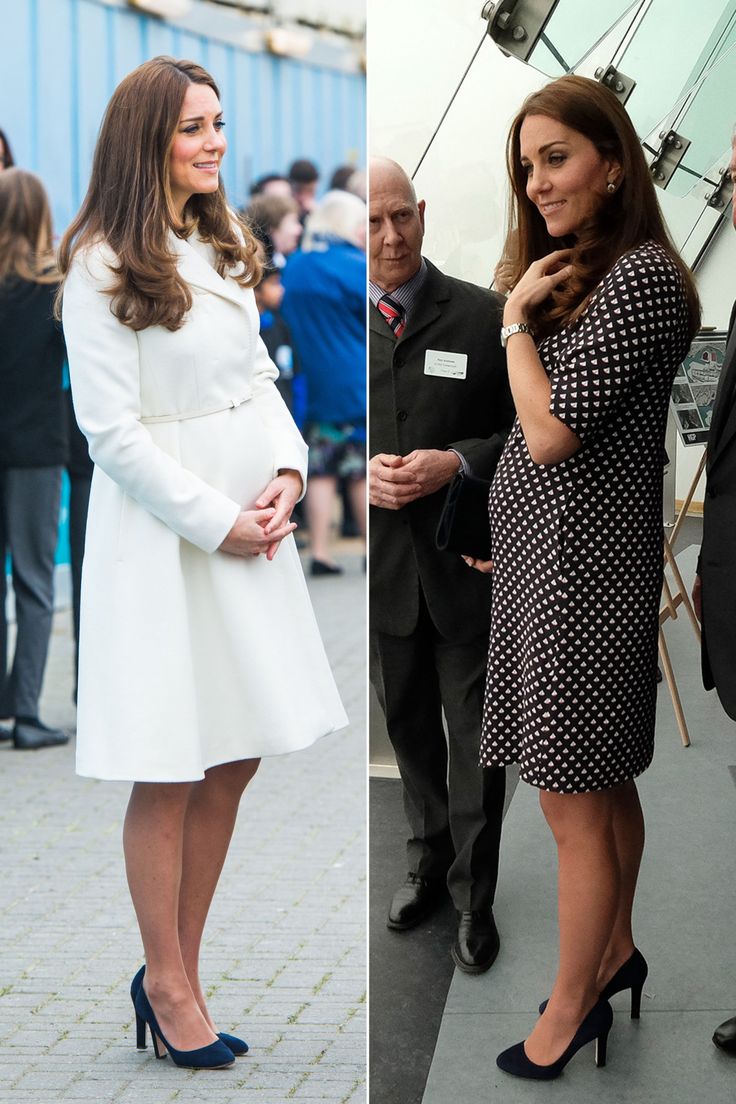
left=424, top=349, right=467, bottom=379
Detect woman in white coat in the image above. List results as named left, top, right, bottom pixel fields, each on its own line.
left=59, top=56, right=347, bottom=1070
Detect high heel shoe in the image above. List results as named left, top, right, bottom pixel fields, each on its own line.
left=538, top=948, right=649, bottom=1020
left=497, top=998, right=613, bottom=1081
left=599, top=948, right=648, bottom=1019
left=132, top=977, right=235, bottom=1069
left=131, top=965, right=249, bottom=1056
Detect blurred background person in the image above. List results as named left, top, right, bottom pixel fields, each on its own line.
left=0, top=168, right=69, bottom=750
left=282, top=189, right=366, bottom=575
left=330, top=164, right=357, bottom=191
left=0, top=128, right=15, bottom=171
left=288, top=158, right=320, bottom=224
left=251, top=236, right=301, bottom=416
left=248, top=172, right=292, bottom=200
left=244, top=193, right=303, bottom=269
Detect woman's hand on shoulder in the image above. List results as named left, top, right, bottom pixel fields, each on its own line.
left=504, top=249, right=573, bottom=326
left=219, top=507, right=296, bottom=560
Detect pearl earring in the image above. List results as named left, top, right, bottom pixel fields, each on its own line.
left=607, top=180, right=616, bottom=194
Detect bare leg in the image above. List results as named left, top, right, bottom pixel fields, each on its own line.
left=597, top=780, right=644, bottom=988
left=123, top=782, right=217, bottom=1050
left=306, top=475, right=338, bottom=564
left=178, top=759, right=260, bottom=1030
left=523, top=788, right=619, bottom=1065
left=347, top=477, right=367, bottom=545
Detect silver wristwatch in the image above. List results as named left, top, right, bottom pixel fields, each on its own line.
left=500, top=322, right=532, bottom=348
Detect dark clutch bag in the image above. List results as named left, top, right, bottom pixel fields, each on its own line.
left=435, top=470, right=492, bottom=561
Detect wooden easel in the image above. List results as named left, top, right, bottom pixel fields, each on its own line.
left=659, top=450, right=707, bottom=747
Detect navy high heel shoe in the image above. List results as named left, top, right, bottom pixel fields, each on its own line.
left=131, top=965, right=249, bottom=1057
left=497, top=998, right=613, bottom=1081
left=600, top=948, right=648, bottom=1019
left=131, top=973, right=235, bottom=1069
left=538, top=948, right=649, bottom=1020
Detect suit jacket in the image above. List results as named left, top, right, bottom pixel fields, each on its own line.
left=370, top=258, right=514, bottom=641
left=701, top=299, right=736, bottom=719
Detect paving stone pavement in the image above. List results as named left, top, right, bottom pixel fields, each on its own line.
left=0, top=547, right=366, bottom=1104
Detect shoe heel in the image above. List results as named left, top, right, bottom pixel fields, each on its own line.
left=595, top=1028, right=609, bottom=1068
left=135, top=1011, right=147, bottom=1050
left=630, top=982, right=643, bottom=1019
left=151, top=1031, right=168, bottom=1060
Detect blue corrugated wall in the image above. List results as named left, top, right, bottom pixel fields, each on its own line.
left=0, top=0, right=365, bottom=569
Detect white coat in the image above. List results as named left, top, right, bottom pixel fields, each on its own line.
left=62, top=231, right=347, bottom=781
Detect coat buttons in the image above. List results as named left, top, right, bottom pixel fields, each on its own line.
left=397, top=410, right=408, bottom=422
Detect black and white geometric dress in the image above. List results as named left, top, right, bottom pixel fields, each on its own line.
left=480, top=242, right=691, bottom=792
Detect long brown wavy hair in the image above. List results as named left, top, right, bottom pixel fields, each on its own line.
left=57, top=56, right=261, bottom=331
left=0, top=168, right=57, bottom=285
left=504, top=75, right=700, bottom=341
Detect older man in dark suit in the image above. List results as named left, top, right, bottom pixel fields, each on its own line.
left=369, top=157, right=514, bottom=972
left=692, top=132, right=736, bottom=1052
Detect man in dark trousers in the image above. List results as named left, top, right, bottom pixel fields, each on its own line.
left=692, top=131, right=736, bottom=1054
left=369, top=157, right=514, bottom=972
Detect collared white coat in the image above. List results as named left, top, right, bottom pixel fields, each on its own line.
left=62, top=231, right=347, bottom=781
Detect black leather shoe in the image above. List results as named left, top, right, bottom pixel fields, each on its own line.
left=713, top=1015, right=736, bottom=1054
left=452, top=910, right=500, bottom=974
left=0, top=724, right=13, bottom=742
left=387, top=873, right=445, bottom=931
left=13, top=720, right=70, bottom=750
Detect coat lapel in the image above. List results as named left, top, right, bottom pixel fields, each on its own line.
left=168, top=231, right=247, bottom=310
left=397, top=259, right=449, bottom=346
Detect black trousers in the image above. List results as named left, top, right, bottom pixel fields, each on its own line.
left=371, top=590, right=505, bottom=911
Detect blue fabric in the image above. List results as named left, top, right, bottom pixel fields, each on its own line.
left=281, top=241, right=366, bottom=425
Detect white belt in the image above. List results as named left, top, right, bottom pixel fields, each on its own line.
left=140, top=391, right=252, bottom=425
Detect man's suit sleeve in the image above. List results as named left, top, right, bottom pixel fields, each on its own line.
left=447, top=291, right=514, bottom=480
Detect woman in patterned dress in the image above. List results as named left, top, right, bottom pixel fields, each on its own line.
left=464, top=76, right=700, bottom=1079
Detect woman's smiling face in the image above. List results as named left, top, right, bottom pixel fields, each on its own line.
left=168, top=82, right=227, bottom=218
left=519, top=114, right=619, bottom=238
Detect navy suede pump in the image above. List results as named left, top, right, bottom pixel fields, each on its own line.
left=497, top=998, right=613, bottom=1081
left=131, top=968, right=235, bottom=1069
left=131, top=965, right=249, bottom=1057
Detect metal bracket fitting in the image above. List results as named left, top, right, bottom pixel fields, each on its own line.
left=703, top=164, right=734, bottom=211
left=594, top=64, right=636, bottom=104
left=481, top=0, right=560, bottom=63
left=648, top=130, right=692, bottom=189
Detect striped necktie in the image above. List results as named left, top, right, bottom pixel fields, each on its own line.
left=377, top=293, right=406, bottom=338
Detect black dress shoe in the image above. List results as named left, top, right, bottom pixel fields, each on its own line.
left=452, top=910, right=500, bottom=974
left=0, top=724, right=13, bottom=742
left=13, top=720, right=70, bottom=750
left=713, top=1014, right=736, bottom=1054
left=387, top=873, right=445, bottom=931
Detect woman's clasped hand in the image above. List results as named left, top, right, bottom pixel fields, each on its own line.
left=220, top=470, right=302, bottom=559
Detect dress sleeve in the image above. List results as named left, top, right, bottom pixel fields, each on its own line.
left=62, top=246, right=241, bottom=554
left=250, top=333, right=309, bottom=498
left=549, top=247, right=687, bottom=441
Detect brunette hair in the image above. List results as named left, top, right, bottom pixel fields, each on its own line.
left=0, top=127, right=15, bottom=169
left=504, top=75, right=700, bottom=340
left=57, top=56, right=261, bottom=331
left=0, top=168, right=57, bottom=285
